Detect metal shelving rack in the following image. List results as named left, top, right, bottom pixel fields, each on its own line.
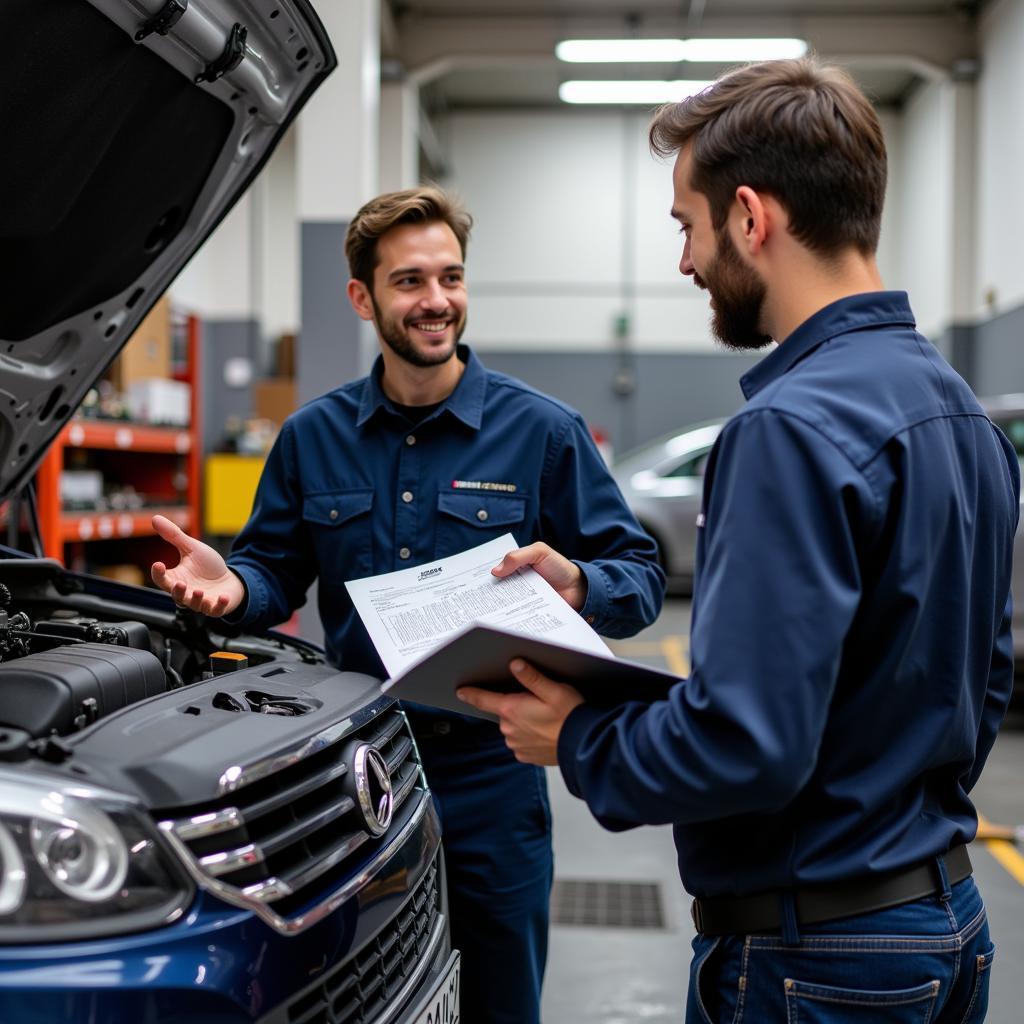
left=35, top=313, right=202, bottom=565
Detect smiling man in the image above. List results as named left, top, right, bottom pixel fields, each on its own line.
left=459, top=59, right=1020, bottom=1022
left=150, top=186, right=664, bottom=1024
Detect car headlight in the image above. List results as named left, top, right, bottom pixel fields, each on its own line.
left=0, top=770, right=193, bottom=942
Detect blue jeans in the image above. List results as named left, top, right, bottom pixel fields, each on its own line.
left=687, top=876, right=994, bottom=1023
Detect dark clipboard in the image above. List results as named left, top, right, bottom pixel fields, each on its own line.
left=381, top=623, right=680, bottom=722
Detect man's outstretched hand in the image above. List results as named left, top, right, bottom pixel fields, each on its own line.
left=491, top=542, right=587, bottom=612
left=457, top=659, right=584, bottom=765
left=150, top=514, right=245, bottom=617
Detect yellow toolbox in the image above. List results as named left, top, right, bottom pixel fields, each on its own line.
left=204, top=454, right=265, bottom=535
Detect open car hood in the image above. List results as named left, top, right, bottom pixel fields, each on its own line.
left=0, top=0, right=335, bottom=501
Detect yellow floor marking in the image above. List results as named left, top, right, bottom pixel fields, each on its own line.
left=608, top=641, right=671, bottom=656
left=976, top=814, right=1024, bottom=887
left=660, top=635, right=690, bottom=677
left=607, top=636, right=689, bottom=675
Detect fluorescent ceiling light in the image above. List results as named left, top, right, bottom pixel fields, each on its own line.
left=683, top=38, right=808, bottom=62
left=559, top=80, right=714, bottom=105
left=556, top=37, right=808, bottom=64
left=556, top=39, right=687, bottom=63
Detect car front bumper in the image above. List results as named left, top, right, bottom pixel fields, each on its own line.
left=0, top=797, right=446, bottom=1024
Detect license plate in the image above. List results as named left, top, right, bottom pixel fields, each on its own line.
left=412, top=951, right=460, bottom=1024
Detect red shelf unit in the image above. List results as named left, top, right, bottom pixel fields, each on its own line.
left=35, top=314, right=202, bottom=565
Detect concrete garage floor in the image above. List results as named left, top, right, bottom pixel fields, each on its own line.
left=542, top=599, right=1024, bottom=1023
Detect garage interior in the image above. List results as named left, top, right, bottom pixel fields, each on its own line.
left=5, top=1, right=1024, bottom=1022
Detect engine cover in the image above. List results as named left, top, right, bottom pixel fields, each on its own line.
left=60, top=663, right=386, bottom=809
left=0, top=643, right=166, bottom=737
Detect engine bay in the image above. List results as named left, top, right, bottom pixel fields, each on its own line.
left=0, top=557, right=324, bottom=747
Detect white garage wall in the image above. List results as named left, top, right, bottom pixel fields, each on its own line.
left=890, top=77, right=956, bottom=342
left=977, top=0, right=1024, bottom=319
left=444, top=103, right=912, bottom=354
left=875, top=108, right=903, bottom=293
left=448, top=110, right=627, bottom=350
left=171, top=130, right=299, bottom=342
left=255, top=128, right=300, bottom=343
left=630, top=115, right=726, bottom=349
left=172, top=192, right=254, bottom=320
left=446, top=109, right=716, bottom=352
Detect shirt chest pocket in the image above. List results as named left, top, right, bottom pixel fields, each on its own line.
left=301, top=488, right=374, bottom=583
left=435, top=491, right=528, bottom=557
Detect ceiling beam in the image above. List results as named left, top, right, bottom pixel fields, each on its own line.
left=395, top=11, right=978, bottom=80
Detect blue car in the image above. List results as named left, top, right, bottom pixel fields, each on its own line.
left=0, top=1, right=457, bottom=1021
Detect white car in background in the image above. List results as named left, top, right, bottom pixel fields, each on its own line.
left=612, top=420, right=723, bottom=594
left=981, top=395, right=1024, bottom=677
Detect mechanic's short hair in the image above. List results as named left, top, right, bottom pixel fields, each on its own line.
left=345, top=186, right=474, bottom=289
left=649, top=56, right=886, bottom=257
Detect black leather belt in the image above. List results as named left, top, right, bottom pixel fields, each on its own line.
left=691, top=844, right=972, bottom=937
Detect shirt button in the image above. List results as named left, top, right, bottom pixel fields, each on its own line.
left=406, top=435, right=416, bottom=446
left=586, top=615, right=595, bottom=625
left=402, top=491, right=414, bottom=503
left=476, top=509, right=489, bottom=522
left=399, top=547, right=411, bottom=560
left=329, top=509, right=339, bottom=521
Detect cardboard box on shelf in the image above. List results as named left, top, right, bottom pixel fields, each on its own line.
left=95, top=564, right=146, bottom=587
left=275, top=333, right=296, bottom=378
left=126, top=378, right=191, bottom=426
left=109, top=295, right=171, bottom=390
left=253, top=378, right=296, bottom=428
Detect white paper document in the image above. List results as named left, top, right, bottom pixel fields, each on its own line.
left=344, top=533, right=612, bottom=677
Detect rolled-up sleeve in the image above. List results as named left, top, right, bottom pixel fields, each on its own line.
left=558, top=410, right=871, bottom=826
left=541, top=414, right=665, bottom=636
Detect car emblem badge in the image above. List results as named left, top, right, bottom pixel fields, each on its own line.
left=353, top=744, right=393, bottom=836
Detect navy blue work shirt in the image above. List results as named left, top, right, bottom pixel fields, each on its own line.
left=559, top=292, right=1020, bottom=898
left=226, top=345, right=664, bottom=687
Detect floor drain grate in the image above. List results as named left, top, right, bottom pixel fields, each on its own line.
left=550, top=879, right=666, bottom=929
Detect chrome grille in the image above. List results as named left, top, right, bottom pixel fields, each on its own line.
left=157, top=709, right=424, bottom=922
left=286, top=857, right=442, bottom=1024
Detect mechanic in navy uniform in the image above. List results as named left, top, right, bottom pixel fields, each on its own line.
left=149, top=186, right=665, bottom=1024
left=460, top=59, right=1020, bottom=1023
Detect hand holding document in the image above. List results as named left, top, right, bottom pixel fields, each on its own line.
left=345, top=535, right=678, bottom=721
left=345, top=534, right=610, bottom=677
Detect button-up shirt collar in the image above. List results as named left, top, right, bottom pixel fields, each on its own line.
left=356, top=344, right=487, bottom=431
left=739, top=291, right=917, bottom=401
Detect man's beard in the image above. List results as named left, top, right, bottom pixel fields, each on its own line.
left=371, top=295, right=466, bottom=369
left=696, top=230, right=773, bottom=352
